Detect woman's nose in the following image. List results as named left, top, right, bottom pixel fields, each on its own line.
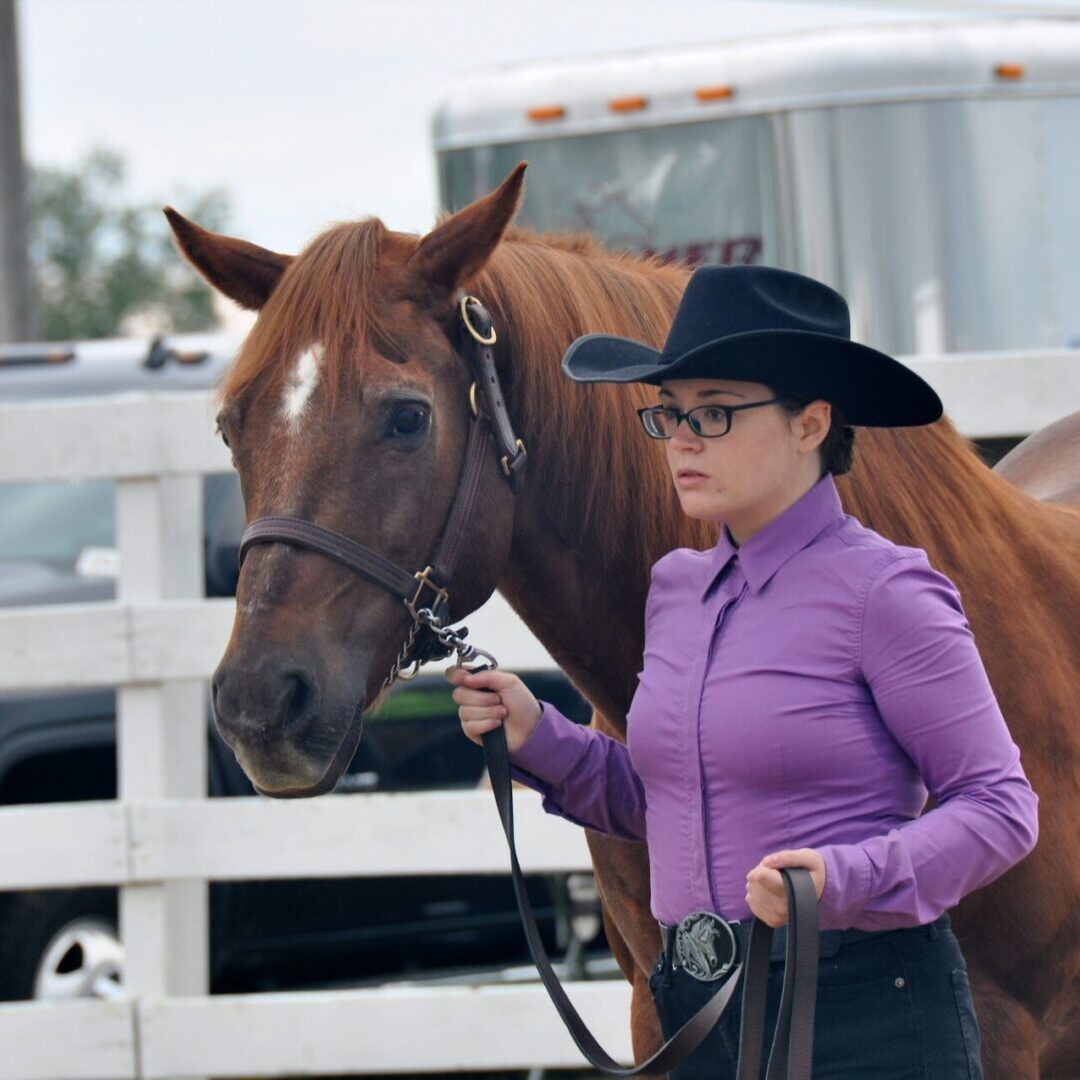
left=669, top=418, right=703, bottom=449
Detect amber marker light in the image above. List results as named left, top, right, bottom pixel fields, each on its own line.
left=609, top=95, right=648, bottom=113
left=527, top=105, right=566, bottom=122
left=695, top=85, right=735, bottom=102
left=994, top=63, right=1026, bottom=80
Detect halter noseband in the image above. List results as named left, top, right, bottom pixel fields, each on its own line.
left=236, top=295, right=527, bottom=688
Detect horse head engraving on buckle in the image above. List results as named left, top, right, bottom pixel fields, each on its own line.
left=674, top=911, right=739, bottom=981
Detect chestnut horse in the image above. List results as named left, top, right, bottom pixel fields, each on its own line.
left=166, top=164, right=1080, bottom=1078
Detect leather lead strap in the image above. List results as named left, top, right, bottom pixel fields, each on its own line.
left=482, top=721, right=820, bottom=1078
left=736, top=869, right=819, bottom=1080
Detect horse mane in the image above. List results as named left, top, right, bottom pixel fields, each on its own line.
left=471, top=228, right=717, bottom=583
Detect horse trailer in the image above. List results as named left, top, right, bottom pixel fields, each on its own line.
left=433, top=16, right=1080, bottom=361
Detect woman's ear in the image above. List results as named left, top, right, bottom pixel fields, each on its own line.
left=798, top=399, right=832, bottom=452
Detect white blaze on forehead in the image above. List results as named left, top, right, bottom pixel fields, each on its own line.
left=281, top=343, right=323, bottom=430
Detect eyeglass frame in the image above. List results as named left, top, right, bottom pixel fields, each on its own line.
left=636, top=397, right=785, bottom=439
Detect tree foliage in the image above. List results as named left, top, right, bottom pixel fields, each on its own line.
left=27, top=144, right=231, bottom=341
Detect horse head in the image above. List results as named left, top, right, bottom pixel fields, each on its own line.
left=165, top=164, right=529, bottom=797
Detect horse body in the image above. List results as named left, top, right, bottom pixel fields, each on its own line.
left=168, top=165, right=1080, bottom=1077
left=995, top=411, right=1080, bottom=512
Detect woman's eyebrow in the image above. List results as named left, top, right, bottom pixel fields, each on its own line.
left=657, top=388, right=747, bottom=400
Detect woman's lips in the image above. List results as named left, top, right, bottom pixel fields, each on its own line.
left=676, top=470, right=709, bottom=486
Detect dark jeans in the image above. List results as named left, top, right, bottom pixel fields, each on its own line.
left=648, top=912, right=984, bottom=1079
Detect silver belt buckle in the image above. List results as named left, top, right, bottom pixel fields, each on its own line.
left=674, top=910, right=739, bottom=982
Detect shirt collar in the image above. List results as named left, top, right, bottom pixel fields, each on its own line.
left=701, top=472, right=845, bottom=599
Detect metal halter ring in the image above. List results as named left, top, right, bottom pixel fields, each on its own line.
left=673, top=911, right=739, bottom=982
left=459, top=294, right=497, bottom=345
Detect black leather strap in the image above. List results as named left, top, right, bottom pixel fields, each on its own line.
left=482, top=721, right=820, bottom=1077
left=736, top=869, right=819, bottom=1079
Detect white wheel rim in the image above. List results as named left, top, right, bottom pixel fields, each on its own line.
left=33, top=916, right=125, bottom=1000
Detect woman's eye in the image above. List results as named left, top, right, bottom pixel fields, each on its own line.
left=389, top=403, right=430, bottom=436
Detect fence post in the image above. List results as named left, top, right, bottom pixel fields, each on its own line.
left=116, top=475, right=208, bottom=1052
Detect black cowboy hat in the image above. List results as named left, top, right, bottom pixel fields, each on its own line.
left=561, top=265, right=942, bottom=427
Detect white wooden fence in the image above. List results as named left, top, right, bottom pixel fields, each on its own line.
left=0, top=348, right=1076, bottom=1079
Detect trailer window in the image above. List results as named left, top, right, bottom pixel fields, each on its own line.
left=438, top=114, right=780, bottom=269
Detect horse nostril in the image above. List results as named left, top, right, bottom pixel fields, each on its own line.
left=280, top=670, right=318, bottom=733
left=210, top=665, right=233, bottom=731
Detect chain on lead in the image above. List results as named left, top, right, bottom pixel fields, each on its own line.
left=381, top=604, right=499, bottom=690
left=416, top=606, right=499, bottom=672
left=380, top=616, right=425, bottom=690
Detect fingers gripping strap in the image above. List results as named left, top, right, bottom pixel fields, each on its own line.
left=736, top=870, right=819, bottom=1080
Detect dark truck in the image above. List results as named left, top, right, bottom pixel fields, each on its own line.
left=0, top=333, right=605, bottom=1001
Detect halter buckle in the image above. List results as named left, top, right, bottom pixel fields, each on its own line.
left=405, top=565, right=450, bottom=622
left=500, top=438, right=527, bottom=477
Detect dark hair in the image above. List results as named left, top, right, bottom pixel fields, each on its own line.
left=773, top=390, right=856, bottom=477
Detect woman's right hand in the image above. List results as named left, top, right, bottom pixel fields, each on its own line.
left=444, top=665, right=543, bottom=753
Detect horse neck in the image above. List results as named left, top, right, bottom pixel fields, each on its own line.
left=837, top=421, right=1037, bottom=573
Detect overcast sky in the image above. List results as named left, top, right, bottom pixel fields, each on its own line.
left=14, top=0, right=1080, bottom=320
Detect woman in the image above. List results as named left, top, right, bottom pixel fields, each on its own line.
left=444, top=265, right=1039, bottom=1078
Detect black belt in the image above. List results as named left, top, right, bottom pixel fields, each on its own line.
left=659, top=909, right=898, bottom=980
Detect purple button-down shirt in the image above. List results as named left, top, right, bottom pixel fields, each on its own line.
left=509, top=471, right=1039, bottom=931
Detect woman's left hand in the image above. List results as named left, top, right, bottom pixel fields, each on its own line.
left=745, top=848, right=826, bottom=927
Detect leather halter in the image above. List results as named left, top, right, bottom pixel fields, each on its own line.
left=236, top=294, right=527, bottom=687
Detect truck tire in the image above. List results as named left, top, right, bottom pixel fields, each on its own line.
left=0, top=888, right=123, bottom=1001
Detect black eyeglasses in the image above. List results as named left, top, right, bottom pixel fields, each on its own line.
left=637, top=398, right=784, bottom=439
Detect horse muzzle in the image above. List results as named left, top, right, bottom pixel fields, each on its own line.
left=211, top=648, right=366, bottom=797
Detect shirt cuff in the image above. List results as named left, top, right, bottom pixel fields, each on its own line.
left=507, top=699, right=592, bottom=788
left=816, top=843, right=874, bottom=930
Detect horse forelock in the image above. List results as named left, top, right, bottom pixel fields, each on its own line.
left=218, top=217, right=403, bottom=412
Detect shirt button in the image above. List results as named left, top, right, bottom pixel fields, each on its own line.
left=894, top=977, right=906, bottom=989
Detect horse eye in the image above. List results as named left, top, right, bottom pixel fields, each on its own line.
left=389, top=403, right=429, bottom=436
left=215, top=416, right=231, bottom=449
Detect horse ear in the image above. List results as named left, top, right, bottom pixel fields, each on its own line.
left=411, top=161, right=527, bottom=294
left=163, top=207, right=294, bottom=311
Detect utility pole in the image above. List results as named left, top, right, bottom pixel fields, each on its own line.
left=0, top=0, right=36, bottom=343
